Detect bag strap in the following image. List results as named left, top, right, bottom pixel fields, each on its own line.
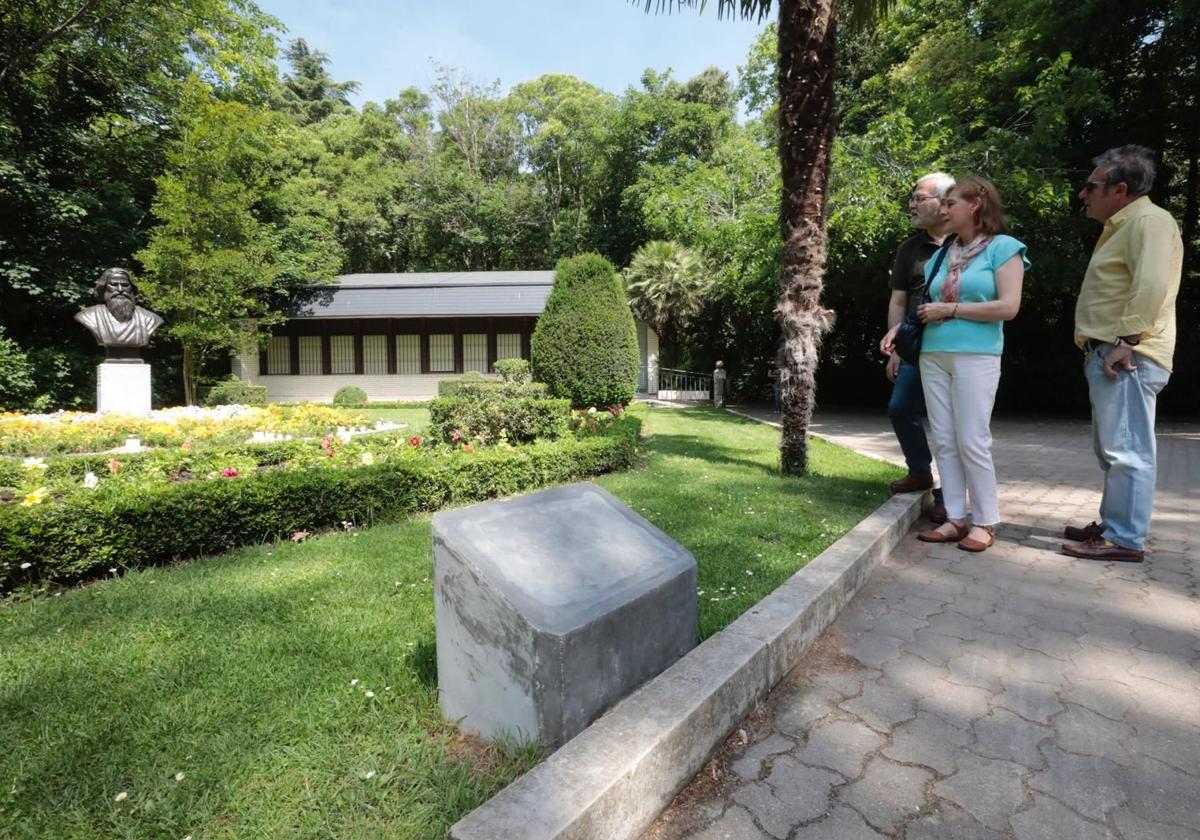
left=921, top=234, right=956, bottom=304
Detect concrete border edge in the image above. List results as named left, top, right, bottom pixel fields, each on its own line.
left=451, top=424, right=922, bottom=840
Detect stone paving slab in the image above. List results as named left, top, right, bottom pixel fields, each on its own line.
left=645, top=408, right=1199, bottom=840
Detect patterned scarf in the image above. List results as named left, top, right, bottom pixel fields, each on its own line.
left=939, top=235, right=993, bottom=303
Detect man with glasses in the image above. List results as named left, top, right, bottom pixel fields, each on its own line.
left=1062, top=145, right=1182, bottom=562
left=879, top=173, right=954, bottom=521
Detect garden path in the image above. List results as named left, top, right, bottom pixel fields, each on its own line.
left=647, top=407, right=1200, bottom=840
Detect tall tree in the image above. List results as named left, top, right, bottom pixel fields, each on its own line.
left=276, top=38, right=360, bottom=125
left=136, top=81, right=342, bottom=404
left=641, top=0, right=894, bottom=475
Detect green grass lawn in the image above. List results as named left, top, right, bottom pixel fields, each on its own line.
left=0, top=406, right=900, bottom=839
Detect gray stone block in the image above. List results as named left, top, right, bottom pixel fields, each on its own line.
left=434, top=482, right=697, bottom=748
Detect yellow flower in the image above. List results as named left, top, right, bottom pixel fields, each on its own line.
left=20, top=487, right=47, bottom=507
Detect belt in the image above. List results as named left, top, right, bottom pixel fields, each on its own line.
left=1083, top=338, right=1107, bottom=352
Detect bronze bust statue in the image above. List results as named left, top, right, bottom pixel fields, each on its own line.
left=75, top=268, right=164, bottom=360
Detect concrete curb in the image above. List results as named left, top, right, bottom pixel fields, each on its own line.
left=451, top=460, right=925, bottom=839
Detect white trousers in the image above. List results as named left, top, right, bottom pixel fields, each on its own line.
left=919, top=352, right=1002, bottom=525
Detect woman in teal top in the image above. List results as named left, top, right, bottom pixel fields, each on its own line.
left=914, top=177, right=1028, bottom=552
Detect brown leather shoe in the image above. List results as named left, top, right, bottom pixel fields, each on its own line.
left=1061, top=536, right=1144, bottom=563
left=891, top=474, right=934, bottom=494
left=917, top=521, right=969, bottom=543
left=957, top=525, right=996, bottom=553
left=925, top=502, right=948, bottom=525
left=1063, top=521, right=1103, bottom=541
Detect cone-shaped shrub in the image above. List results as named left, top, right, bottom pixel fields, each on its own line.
left=531, top=254, right=639, bottom=408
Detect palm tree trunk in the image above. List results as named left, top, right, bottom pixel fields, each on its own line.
left=776, top=0, right=837, bottom=476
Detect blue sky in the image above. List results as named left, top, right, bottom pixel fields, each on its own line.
left=254, top=0, right=770, bottom=107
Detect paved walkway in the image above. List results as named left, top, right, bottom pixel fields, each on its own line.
left=647, top=407, right=1200, bottom=840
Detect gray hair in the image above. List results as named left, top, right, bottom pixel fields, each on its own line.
left=916, top=172, right=956, bottom=198
left=1093, top=145, right=1157, bottom=197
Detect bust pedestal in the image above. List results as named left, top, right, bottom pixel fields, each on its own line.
left=97, top=361, right=152, bottom=415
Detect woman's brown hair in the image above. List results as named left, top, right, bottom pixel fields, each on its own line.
left=951, top=176, right=1008, bottom=236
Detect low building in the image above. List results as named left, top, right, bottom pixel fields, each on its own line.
left=232, top=271, right=660, bottom=403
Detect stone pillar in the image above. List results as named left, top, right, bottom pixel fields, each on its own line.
left=97, top=362, right=152, bottom=415
left=712, top=361, right=727, bottom=407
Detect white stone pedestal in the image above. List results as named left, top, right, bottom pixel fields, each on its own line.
left=97, top=362, right=152, bottom=415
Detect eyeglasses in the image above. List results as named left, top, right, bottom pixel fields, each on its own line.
left=908, top=192, right=938, bottom=204
left=1081, top=179, right=1106, bottom=193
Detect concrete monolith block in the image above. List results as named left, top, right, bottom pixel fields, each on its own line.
left=433, top=482, right=698, bottom=748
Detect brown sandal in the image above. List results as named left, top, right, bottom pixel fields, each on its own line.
left=957, top=525, right=996, bottom=553
left=917, top=521, right=970, bottom=543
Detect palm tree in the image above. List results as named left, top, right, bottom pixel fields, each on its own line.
left=624, top=240, right=712, bottom=356
left=640, top=0, right=894, bottom=475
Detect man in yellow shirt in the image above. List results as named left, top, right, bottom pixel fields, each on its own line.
left=1062, top=145, right=1183, bottom=563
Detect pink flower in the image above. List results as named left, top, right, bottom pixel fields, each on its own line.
left=451, top=429, right=462, bottom=444
left=221, top=468, right=239, bottom=478
left=409, top=435, right=422, bottom=447
left=320, top=435, right=334, bottom=450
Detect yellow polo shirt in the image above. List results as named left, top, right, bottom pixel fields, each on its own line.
left=1074, top=196, right=1183, bottom=371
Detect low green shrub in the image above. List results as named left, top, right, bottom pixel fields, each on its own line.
left=436, top=379, right=548, bottom=399
left=428, top=396, right=571, bottom=445
left=333, top=385, right=368, bottom=406
left=0, top=416, right=640, bottom=591
left=203, top=377, right=267, bottom=407
left=493, top=358, right=531, bottom=384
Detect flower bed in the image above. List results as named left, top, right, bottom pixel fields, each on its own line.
left=0, top=414, right=641, bottom=592
left=0, top=404, right=367, bottom=456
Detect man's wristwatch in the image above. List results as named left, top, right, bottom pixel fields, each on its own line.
left=1114, top=336, right=1140, bottom=347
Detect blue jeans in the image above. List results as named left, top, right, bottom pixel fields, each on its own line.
left=1086, top=346, right=1170, bottom=550
left=888, top=360, right=935, bottom=482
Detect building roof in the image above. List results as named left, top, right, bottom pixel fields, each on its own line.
left=290, top=271, right=555, bottom=319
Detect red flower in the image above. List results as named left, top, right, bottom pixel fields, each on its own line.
left=221, top=467, right=239, bottom=478
left=320, top=435, right=334, bottom=450
left=108, top=458, right=121, bottom=474
left=409, top=435, right=422, bottom=447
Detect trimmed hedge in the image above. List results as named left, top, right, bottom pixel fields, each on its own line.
left=493, top=358, right=531, bottom=384
left=531, top=254, right=639, bottom=408
left=203, top=377, right=267, bottom=406
left=427, top=396, right=571, bottom=445
left=436, top=379, right=548, bottom=399
left=0, top=416, right=640, bottom=591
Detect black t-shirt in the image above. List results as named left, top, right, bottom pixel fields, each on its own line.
left=889, top=231, right=940, bottom=316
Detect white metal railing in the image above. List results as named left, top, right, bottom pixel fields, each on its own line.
left=657, top=367, right=712, bottom=399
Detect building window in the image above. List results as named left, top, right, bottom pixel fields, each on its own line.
left=496, top=332, right=522, bottom=362
left=429, top=334, right=454, bottom=373
left=363, top=335, right=387, bottom=374
left=330, top=335, right=355, bottom=374
left=298, top=336, right=322, bottom=375
left=396, top=334, right=420, bottom=374
left=463, top=333, right=488, bottom=373
left=267, top=336, right=290, bottom=374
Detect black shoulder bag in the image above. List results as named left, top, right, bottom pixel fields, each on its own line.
left=892, top=237, right=955, bottom=365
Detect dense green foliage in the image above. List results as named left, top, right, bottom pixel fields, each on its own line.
left=203, top=377, right=268, bottom=406
left=0, top=416, right=639, bottom=591
left=427, top=396, right=571, bottom=445
left=0, top=327, right=43, bottom=412
left=531, top=255, right=640, bottom=408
